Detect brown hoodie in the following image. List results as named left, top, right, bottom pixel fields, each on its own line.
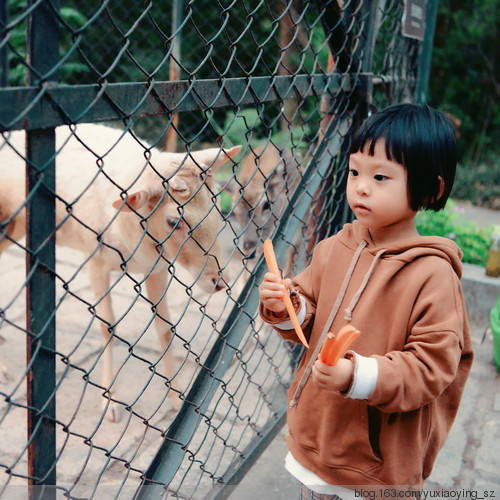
left=260, top=221, right=473, bottom=488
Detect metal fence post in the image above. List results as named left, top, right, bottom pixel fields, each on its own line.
left=416, top=0, right=439, bottom=104
left=165, top=0, right=184, bottom=152
left=25, top=0, right=59, bottom=497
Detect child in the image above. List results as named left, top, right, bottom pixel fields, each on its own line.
left=258, top=103, right=473, bottom=498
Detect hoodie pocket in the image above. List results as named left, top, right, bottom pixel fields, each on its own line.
left=288, top=385, right=382, bottom=472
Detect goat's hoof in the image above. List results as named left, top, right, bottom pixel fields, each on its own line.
left=102, top=401, right=122, bottom=423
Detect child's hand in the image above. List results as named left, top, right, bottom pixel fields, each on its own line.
left=259, top=272, right=292, bottom=316
left=312, top=358, right=353, bottom=393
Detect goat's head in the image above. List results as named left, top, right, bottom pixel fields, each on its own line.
left=230, top=145, right=299, bottom=259
left=112, top=145, right=241, bottom=292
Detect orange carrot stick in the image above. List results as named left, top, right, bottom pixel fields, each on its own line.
left=328, top=325, right=360, bottom=366
left=263, top=239, right=281, bottom=276
left=318, top=332, right=336, bottom=364
left=263, top=239, right=309, bottom=348
left=319, top=325, right=361, bottom=366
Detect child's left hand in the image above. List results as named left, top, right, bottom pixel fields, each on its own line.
left=312, top=358, right=353, bottom=393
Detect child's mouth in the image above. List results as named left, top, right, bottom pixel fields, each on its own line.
left=355, top=203, right=371, bottom=214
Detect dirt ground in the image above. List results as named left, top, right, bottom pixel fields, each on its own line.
left=0, top=226, right=294, bottom=498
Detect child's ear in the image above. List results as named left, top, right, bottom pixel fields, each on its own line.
left=437, top=176, right=445, bottom=200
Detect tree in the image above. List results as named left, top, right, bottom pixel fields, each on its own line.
left=429, top=0, right=500, bottom=165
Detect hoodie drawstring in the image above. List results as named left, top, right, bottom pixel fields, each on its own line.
left=344, top=248, right=386, bottom=322
left=289, top=241, right=386, bottom=409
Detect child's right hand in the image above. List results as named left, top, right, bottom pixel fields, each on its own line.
left=258, top=272, right=292, bottom=317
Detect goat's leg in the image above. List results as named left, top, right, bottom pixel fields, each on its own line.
left=145, top=272, right=181, bottom=411
left=86, top=260, right=120, bottom=422
left=0, top=209, right=26, bottom=383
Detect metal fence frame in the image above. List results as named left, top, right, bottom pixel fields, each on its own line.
left=0, top=1, right=439, bottom=498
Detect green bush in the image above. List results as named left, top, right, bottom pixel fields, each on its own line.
left=415, top=200, right=495, bottom=266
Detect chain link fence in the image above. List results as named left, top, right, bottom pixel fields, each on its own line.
left=0, top=0, right=436, bottom=498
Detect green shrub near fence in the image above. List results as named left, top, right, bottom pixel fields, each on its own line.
left=416, top=200, right=495, bottom=266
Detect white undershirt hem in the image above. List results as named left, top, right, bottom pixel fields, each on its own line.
left=285, top=452, right=357, bottom=499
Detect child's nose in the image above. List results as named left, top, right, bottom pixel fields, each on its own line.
left=356, top=179, right=370, bottom=195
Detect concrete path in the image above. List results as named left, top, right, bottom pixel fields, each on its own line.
left=455, top=201, right=499, bottom=229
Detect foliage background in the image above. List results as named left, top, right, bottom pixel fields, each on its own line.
left=423, top=0, right=499, bottom=265
left=6, top=0, right=498, bottom=261
left=429, top=0, right=500, bottom=208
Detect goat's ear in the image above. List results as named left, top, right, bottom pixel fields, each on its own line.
left=191, top=145, right=242, bottom=173
left=112, top=190, right=148, bottom=211
left=219, top=145, right=242, bottom=166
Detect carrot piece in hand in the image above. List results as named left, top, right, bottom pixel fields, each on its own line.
left=328, top=325, right=360, bottom=366
left=318, top=332, right=336, bottom=364
left=319, top=325, right=361, bottom=366
left=263, top=239, right=281, bottom=276
left=263, top=239, right=309, bottom=348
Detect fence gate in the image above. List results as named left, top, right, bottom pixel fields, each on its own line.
left=0, top=0, right=437, bottom=498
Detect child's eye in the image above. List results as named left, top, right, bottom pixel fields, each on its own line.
left=374, top=174, right=388, bottom=181
left=349, top=169, right=358, bottom=177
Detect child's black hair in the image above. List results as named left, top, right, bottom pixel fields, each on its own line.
left=350, top=103, right=458, bottom=211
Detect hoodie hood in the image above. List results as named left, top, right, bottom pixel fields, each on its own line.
left=341, top=220, right=464, bottom=279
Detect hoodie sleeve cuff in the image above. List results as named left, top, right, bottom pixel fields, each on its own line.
left=260, top=294, right=306, bottom=330
left=345, top=352, right=378, bottom=400
left=272, top=294, right=306, bottom=330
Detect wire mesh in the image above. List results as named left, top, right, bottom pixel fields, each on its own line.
left=0, top=0, right=429, bottom=498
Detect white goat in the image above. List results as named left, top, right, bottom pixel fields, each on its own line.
left=0, top=124, right=240, bottom=421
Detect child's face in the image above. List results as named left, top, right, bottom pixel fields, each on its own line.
left=347, top=140, right=417, bottom=242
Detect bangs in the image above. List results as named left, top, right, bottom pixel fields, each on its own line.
left=350, top=111, right=412, bottom=167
